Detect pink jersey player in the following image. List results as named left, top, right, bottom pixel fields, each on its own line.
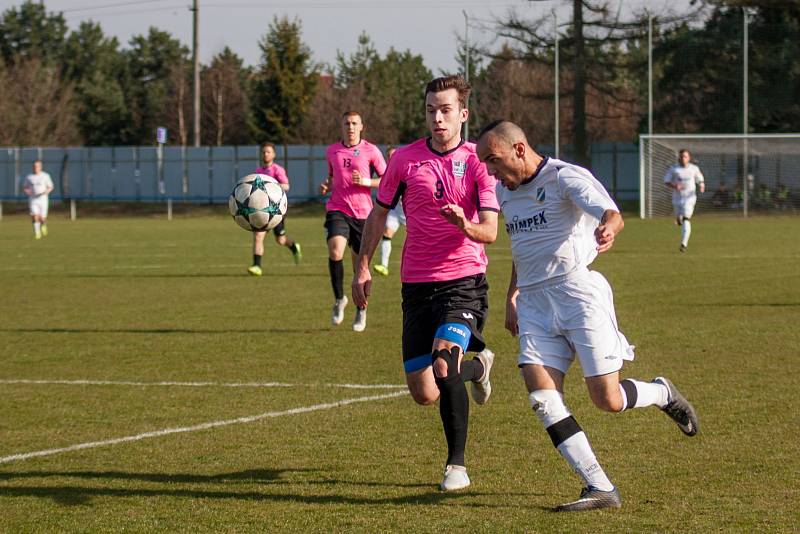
left=377, top=139, right=499, bottom=283
left=254, top=162, right=288, bottom=186
left=325, top=140, right=387, bottom=219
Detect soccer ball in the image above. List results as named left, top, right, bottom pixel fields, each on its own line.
left=228, top=174, right=288, bottom=232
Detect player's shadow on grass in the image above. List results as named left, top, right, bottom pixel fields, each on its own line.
left=64, top=273, right=326, bottom=279
left=0, top=469, right=540, bottom=508
left=1, top=327, right=327, bottom=335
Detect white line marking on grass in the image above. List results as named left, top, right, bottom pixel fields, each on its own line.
left=0, top=379, right=406, bottom=389
left=0, top=390, right=408, bottom=465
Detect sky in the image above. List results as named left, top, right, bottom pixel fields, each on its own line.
left=1, top=0, right=687, bottom=74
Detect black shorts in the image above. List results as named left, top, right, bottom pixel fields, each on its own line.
left=401, top=273, right=489, bottom=373
left=324, top=210, right=365, bottom=253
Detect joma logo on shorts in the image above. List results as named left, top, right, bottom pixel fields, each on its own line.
left=447, top=326, right=466, bottom=337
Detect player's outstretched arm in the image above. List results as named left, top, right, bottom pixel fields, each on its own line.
left=594, top=209, right=624, bottom=253
left=439, top=205, right=498, bottom=244
left=352, top=204, right=390, bottom=308
left=506, top=262, right=520, bottom=336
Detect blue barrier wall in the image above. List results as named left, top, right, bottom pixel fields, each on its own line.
left=1, top=142, right=640, bottom=203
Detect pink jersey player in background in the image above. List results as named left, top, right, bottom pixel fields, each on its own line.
left=352, top=75, right=499, bottom=492
left=319, top=111, right=387, bottom=332
left=246, top=142, right=302, bottom=277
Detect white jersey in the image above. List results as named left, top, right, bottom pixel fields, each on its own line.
left=497, top=157, right=618, bottom=289
left=663, top=163, right=704, bottom=203
left=23, top=172, right=54, bottom=198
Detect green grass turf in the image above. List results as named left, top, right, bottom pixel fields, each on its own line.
left=1, top=207, right=798, bottom=532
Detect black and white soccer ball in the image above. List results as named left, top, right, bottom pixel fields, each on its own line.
left=228, top=174, right=288, bottom=232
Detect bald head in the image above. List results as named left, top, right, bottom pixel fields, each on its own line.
left=478, top=120, right=529, bottom=147
left=477, top=120, right=542, bottom=191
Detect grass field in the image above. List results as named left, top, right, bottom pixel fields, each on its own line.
left=1, top=206, right=798, bottom=532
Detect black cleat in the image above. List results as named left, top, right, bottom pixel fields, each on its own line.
left=654, top=377, right=699, bottom=436
left=679, top=244, right=687, bottom=252
left=555, top=486, right=621, bottom=512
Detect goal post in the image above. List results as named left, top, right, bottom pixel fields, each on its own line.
left=639, top=134, right=800, bottom=218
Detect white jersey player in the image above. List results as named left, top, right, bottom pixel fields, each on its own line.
left=373, top=146, right=405, bottom=277
left=663, top=149, right=705, bottom=252
left=22, top=160, right=54, bottom=240
left=477, top=120, right=699, bottom=512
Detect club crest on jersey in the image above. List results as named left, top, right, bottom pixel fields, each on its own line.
left=536, top=187, right=546, bottom=203
left=452, top=160, right=467, bottom=178
left=353, top=149, right=360, bottom=157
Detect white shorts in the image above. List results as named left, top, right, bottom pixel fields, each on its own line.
left=386, top=206, right=406, bottom=233
left=28, top=196, right=49, bottom=218
left=673, top=196, right=697, bottom=219
left=516, top=268, right=635, bottom=377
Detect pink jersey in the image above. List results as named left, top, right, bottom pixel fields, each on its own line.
left=254, top=163, right=289, bottom=185
left=325, top=140, right=387, bottom=219
left=377, top=138, right=499, bottom=283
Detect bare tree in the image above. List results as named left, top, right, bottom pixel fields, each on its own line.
left=493, top=0, right=701, bottom=165
left=201, top=48, right=253, bottom=145
left=0, top=58, right=80, bottom=145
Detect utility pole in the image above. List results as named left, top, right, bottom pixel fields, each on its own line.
left=462, top=10, right=470, bottom=142
left=192, top=0, right=200, bottom=147
left=554, top=9, right=559, bottom=159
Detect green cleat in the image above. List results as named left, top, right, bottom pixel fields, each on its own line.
left=373, top=264, right=389, bottom=277
left=41, top=224, right=48, bottom=237
left=247, top=265, right=262, bottom=276
left=291, top=243, right=302, bottom=265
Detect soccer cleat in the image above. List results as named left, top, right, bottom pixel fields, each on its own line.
left=34, top=231, right=42, bottom=240
left=332, top=296, right=348, bottom=325
left=247, top=265, right=262, bottom=277
left=352, top=308, right=367, bottom=332
left=555, top=486, right=621, bottom=512
left=40, top=224, right=48, bottom=237
left=373, top=264, right=389, bottom=277
left=470, top=349, right=494, bottom=405
left=653, top=377, right=699, bottom=436
left=291, top=243, right=302, bottom=265
left=439, top=465, right=470, bottom=492
left=679, top=244, right=687, bottom=253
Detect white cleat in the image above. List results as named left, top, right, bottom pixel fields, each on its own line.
left=440, top=465, right=470, bottom=492
left=470, top=349, right=494, bottom=405
left=352, top=308, right=367, bottom=332
left=331, top=296, right=348, bottom=325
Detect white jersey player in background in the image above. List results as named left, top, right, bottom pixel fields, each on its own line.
left=22, top=160, right=54, bottom=240
left=373, top=146, right=405, bottom=277
left=664, top=149, right=705, bottom=252
left=477, top=120, right=699, bottom=512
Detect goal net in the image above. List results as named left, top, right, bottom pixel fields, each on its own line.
left=639, top=134, right=800, bottom=218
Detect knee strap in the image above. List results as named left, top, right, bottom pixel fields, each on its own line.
left=432, top=346, right=461, bottom=380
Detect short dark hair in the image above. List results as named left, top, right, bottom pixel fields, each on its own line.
left=260, top=142, right=275, bottom=151
left=342, top=110, right=361, bottom=119
left=425, top=75, right=471, bottom=109
left=679, top=148, right=691, bottom=158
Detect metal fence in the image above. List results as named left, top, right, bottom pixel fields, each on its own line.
left=1, top=142, right=640, bottom=204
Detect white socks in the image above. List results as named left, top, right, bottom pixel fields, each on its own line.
left=380, top=238, right=391, bottom=268
left=619, top=379, right=669, bottom=409
left=557, top=433, right=614, bottom=491
left=681, top=219, right=692, bottom=247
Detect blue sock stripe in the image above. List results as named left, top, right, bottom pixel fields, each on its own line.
left=434, top=323, right=471, bottom=352
left=404, top=354, right=432, bottom=373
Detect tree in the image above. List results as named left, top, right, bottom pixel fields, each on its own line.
left=654, top=4, right=800, bottom=133
left=493, top=0, right=697, bottom=165
left=64, top=21, right=129, bottom=145
left=123, top=27, right=190, bottom=144
left=0, top=58, right=79, bottom=146
left=0, top=1, right=68, bottom=66
left=251, top=16, right=319, bottom=143
left=202, top=48, right=254, bottom=145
